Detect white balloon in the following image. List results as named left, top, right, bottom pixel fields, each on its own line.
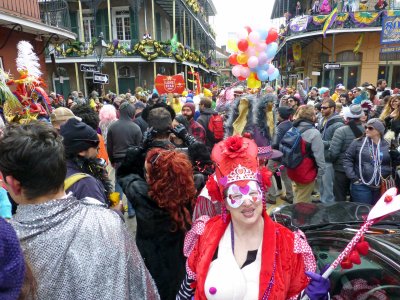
left=236, top=28, right=249, bottom=40
left=248, top=31, right=260, bottom=44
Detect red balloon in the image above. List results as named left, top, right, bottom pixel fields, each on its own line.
left=228, top=53, right=238, bottom=65
left=266, top=28, right=278, bottom=44
left=254, top=73, right=259, bottom=81
left=237, top=39, right=249, bottom=52
left=243, top=63, right=248, bottom=68
left=238, top=76, right=246, bottom=81
left=244, top=26, right=252, bottom=34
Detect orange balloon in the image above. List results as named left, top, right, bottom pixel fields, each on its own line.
left=237, top=53, right=248, bottom=65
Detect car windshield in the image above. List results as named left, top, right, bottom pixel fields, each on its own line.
left=270, top=202, right=400, bottom=229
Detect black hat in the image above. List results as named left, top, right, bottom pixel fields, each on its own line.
left=278, top=107, right=294, bottom=120
left=60, top=118, right=99, bottom=155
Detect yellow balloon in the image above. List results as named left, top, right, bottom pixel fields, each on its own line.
left=227, top=39, right=238, bottom=52
left=247, top=78, right=261, bottom=89
left=249, top=72, right=257, bottom=79
left=237, top=53, right=248, bottom=65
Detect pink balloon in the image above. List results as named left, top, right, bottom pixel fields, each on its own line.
left=232, top=65, right=242, bottom=77
left=258, top=52, right=268, bottom=65
left=247, top=56, right=259, bottom=69
left=248, top=31, right=260, bottom=44
left=267, top=64, right=275, bottom=75
left=246, top=47, right=257, bottom=57
left=241, top=67, right=251, bottom=78
left=256, top=42, right=267, bottom=52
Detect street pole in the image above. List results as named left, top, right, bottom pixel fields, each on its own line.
left=330, top=34, right=335, bottom=90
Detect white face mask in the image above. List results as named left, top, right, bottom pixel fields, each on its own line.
left=225, top=181, right=262, bottom=209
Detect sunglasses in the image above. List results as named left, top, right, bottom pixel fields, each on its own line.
left=321, top=106, right=333, bottom=110
left=365, top=126, right=375, bottom=131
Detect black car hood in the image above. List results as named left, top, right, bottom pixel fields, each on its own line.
left=270, top=202, right=400, bottom=250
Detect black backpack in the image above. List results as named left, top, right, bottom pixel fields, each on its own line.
left=279, top=126, right=312, bottom=169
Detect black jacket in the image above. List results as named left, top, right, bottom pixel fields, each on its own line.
left=107, top=105, right=142, bottom=163
left=134, top=113, right=149, bottom=134
left=197, top=108, right=218, bottom=148
left=118, top=174, right=186, bottom=300
left=343, top=137, right=392, bottom=184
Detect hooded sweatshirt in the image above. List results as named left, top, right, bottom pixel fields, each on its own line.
left=107, top=103, right=142, bottom=163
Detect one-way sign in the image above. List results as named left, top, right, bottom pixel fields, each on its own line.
left=80, top=64, right=99, bottom=72
left=323, top=63, right=341, bottom=70
left=93, top=73, right=109, bottom=84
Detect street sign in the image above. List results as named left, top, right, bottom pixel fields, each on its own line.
left=80, top=64, right=99, bottom=72
left=93, top=73, right=109, bottom=84
left=312, top=71, right=321, bottom=76
left=289, top=74, right=298, bottom=78
left=323, top=63, right=341, bottom=70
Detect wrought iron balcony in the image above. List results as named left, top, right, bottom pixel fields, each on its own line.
left=280, top=10, right=398, bottom=40
left=39, top=0, right=71, bottom=31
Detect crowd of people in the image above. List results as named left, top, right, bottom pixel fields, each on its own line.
left=1, top=76, right=400, bottom=300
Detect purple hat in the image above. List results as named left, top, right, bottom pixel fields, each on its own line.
left=0, top=218, right=25, bottom=300
left=253, top=129, right=283, bottom=159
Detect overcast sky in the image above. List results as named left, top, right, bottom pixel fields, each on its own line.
left=210, top=0, right=275, bottom=47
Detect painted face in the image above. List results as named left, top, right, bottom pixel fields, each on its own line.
left=226, top=181, right=262, bottom=209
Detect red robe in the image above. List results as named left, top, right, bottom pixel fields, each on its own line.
left=187, top=211, right=310, bottom=299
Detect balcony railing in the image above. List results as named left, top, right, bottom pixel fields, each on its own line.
left=39, top=0, right=71, bottom=31
left=280, top=10, right=399, bottom=40
left=0, top=0, right=40, bottom=20
left=47, top=38, right=213, bottom=69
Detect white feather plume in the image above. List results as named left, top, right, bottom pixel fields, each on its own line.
left=16, top=41, right=42, bottom=78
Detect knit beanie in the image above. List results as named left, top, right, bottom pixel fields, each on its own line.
left=0, top=218, right=25, bottom=300
left=182, top=102, right=195, bottom=116
left=367, top=118, right=385, bottom=137
left=60, top=118, right=99, bottom=155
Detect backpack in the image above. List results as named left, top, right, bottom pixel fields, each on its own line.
left=279, top=126, right=312, bottom=169
left=207, top=114, right=224, bottom=142
left=64, top=173, right=90, bottom=191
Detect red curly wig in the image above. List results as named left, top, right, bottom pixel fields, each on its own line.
left=146, top=148, right=197, bottom=232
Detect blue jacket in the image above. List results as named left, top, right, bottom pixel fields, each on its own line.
left=66, top=160, right=107, bottom=203
left=271, top=120, right=293, bottom=150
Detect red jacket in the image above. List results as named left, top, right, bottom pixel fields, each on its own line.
left=188, top=211, right=311, bottom=299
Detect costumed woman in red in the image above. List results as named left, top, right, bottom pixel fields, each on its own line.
left=177, top=136, right=330, bottom=299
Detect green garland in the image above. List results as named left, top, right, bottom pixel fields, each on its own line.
left=53, top=38, right=211, bottom=69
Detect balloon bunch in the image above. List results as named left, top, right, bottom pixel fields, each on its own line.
left=227, top=26, right=280, bottom=89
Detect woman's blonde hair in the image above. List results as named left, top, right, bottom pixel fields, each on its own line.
left=294, top=105, right=315, bottom=122
left=380, top=96, right=400, bottom=121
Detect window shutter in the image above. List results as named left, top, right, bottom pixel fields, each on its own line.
left=130, top=7, right=139, bottom=45
left=156, top=12, right=162, bottom=40
left=70, top=12, right=78, bottom=36
left=102, top=9, right=110, bottom=41
left=95, top=10, right=102, bottom=37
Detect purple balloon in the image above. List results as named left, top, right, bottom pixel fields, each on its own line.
left=258, top=52, right=268, bottom=65
left=267, top=64, right=275, bottom=75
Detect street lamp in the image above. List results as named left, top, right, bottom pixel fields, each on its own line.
left=94, top=32, right=107, bottom=95
left=94, top=32, right=107, bottom=72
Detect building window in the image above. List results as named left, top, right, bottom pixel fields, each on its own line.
left=336, top=51, right=362, bottom=62
left=113, top=8, right=131, bottom=41
left=118, top=66, right=134, bottom=78
left=83, top=13, right=95, bottom=43
left=392, top=65, right=400, bottom=88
